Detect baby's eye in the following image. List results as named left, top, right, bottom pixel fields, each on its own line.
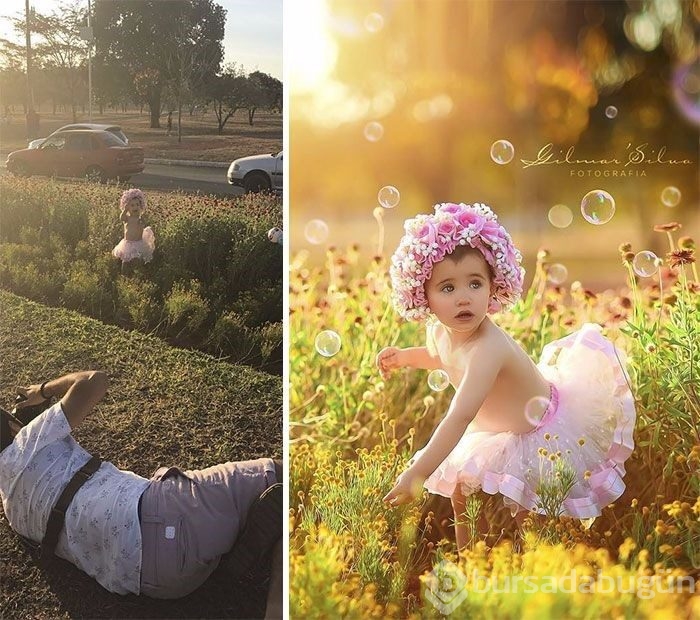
left=441, top=284, right=454, bottom=293
left=470, top=281, right=482, bottom=289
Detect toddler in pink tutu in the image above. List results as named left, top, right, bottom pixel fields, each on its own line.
left=378, top=202, right=635, bottom=550
left=112, top=188, right=155, bottom=268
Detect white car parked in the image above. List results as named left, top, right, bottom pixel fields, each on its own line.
left=227, top=151, right=282, bottom=193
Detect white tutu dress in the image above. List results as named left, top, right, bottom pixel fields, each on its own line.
left=112, top=227, right=155, bottom=263
left=414, top=323, right=636, bottom=518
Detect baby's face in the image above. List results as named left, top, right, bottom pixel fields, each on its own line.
left=127, top=198, right=142, bottom=214
left=425, top=251, right=493, bottom=332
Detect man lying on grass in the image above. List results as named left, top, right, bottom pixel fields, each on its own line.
left=0, top=370, right=282, bottom=613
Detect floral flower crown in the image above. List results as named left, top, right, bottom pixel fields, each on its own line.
left=389, top=202, right=524, bottom=321
left=119, top=188, right=146, bottom=212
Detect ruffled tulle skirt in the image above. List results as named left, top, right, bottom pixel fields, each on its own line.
left=112, top=227, right=155, bottom=263
left=416, top=323, right=636, bottom=518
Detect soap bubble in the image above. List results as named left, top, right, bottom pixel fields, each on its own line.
left=548, top=204, right=573, bottom=229
left=304, top=219, right=329, bottom=245
left=364, top=121, right=384, bottom=142
left=547, top=263, right=568, bottom=285
left=427, top=369, right=450, bottom=392
left=661, top=186, right=681, bottom=208
left=364, top=12, right=384, bottom=33
left=490, top=139, right=515, bottom=164
left=525, top=396, right=550, bottom=427
left=378, top=185, right=400, bottom=209
left=267, top=227, right=283, bottom=244
left=581, top=190, right=615, bottom=225
left=315, top=330, right=341, bottom=357
left=632, top=251, right=660, bottom=277
left=605, top=105, right=618, bottom=119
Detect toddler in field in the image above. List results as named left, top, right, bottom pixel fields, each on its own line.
left=112, top=188, right=155, bottom=267
left=378, top=202, right=636, bottom=550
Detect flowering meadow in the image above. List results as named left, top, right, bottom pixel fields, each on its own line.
left=0, top=176, right=283, bottom=372
left=290, top=211, right=699, bottom=618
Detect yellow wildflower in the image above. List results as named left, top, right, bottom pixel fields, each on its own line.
left=618, top=537, right=636, bottom=561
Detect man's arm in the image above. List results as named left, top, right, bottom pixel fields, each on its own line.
left=16, top=371, right=108, bottom=430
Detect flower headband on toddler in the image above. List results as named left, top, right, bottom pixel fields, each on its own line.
left=119, top=188, right=147, bottom=213
left=390, top=202, right=524, bottom=321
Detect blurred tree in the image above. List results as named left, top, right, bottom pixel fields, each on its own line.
left=30, top=5, right=90, bottom=122
left=204, top=63, right=248, bottom=134
left=93, top=0, right=225, bottom=128
left=164, top=14, right=222, bottom=141
left=92, top=59, right=132, bottom=114
left=0, top=2, right=89, bottom=119
left=246, top=71, right=283, bottom=125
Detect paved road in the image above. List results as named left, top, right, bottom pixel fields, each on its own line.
left=132, top=162, right=244, bottom=196
left=0, top=161, right=243, bottom=197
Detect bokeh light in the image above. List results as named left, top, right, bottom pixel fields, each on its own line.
left=364, top=12, right=384, bottom=33
left=581, top=190, right=616, bottom=225
left=548, top=204, right=574, bottom=229
left=632, top=251, right=660, bottom=277
left=363, top=121, right=384, bottom=142
left=427, top=369, right=450, bottom=392
left=315, top=330, right=342, bottom=357
left=661, top=186, right=681, bottom=207
left=605, top=105, right=618, bottom=119
left=672, top=57, right=700, bottom=126
left=490, top=139, right=515, bottom=165
left=304, top=219, right=329, bottom=245
left=378, top=185, right=400, bottom=209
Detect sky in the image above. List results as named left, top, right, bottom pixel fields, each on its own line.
left=0, top=0, right=282, bottom=79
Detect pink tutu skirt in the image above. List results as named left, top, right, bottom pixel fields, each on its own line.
left=112, top=227, right=155, bottom=263
left=417, top=323, right=636, bottom=518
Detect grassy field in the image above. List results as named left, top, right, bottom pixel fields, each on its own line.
left=289, top=212, right=699, bottom=617
left=0, top=108, right=282, bottom=163
left=0, top=290, right=282, bottom=619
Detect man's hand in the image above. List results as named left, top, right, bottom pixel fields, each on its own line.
left=14, top=371, right=107, bottom=430
left=14, top=384, right=46, bottom=409
left=376, top=347, right=405, bottom=380
left=383, top=467, right=426, bottom=506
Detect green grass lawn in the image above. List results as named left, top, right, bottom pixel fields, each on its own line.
left=0, top=290, right=282, bottom=619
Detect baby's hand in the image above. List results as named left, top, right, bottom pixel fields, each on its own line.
left=383, top=468, right=425, bottom=506
left=376, top=346, right=403, bottom=380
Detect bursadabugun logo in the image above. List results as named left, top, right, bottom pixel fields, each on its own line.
left=422, top=559, right=469, bottom=615
left=422, top=560, right=695, bottom=610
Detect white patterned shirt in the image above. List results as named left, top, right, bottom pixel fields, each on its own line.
left=0, top=403, right=150, bottom=595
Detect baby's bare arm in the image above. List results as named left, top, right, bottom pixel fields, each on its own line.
left=376, top=346, right=441, bottom=379
left=408, top=334, right=507, bottom=477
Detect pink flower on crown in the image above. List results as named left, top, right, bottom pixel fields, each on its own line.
left=456, top=209, right=484, bottom=232
left=436, top=217, right=457, bottom=238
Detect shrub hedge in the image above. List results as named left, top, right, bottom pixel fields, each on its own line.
left=0, top=176, right=283, bottom=372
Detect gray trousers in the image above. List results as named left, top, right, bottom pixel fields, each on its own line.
left=139, top=458, right=277, bottom=598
